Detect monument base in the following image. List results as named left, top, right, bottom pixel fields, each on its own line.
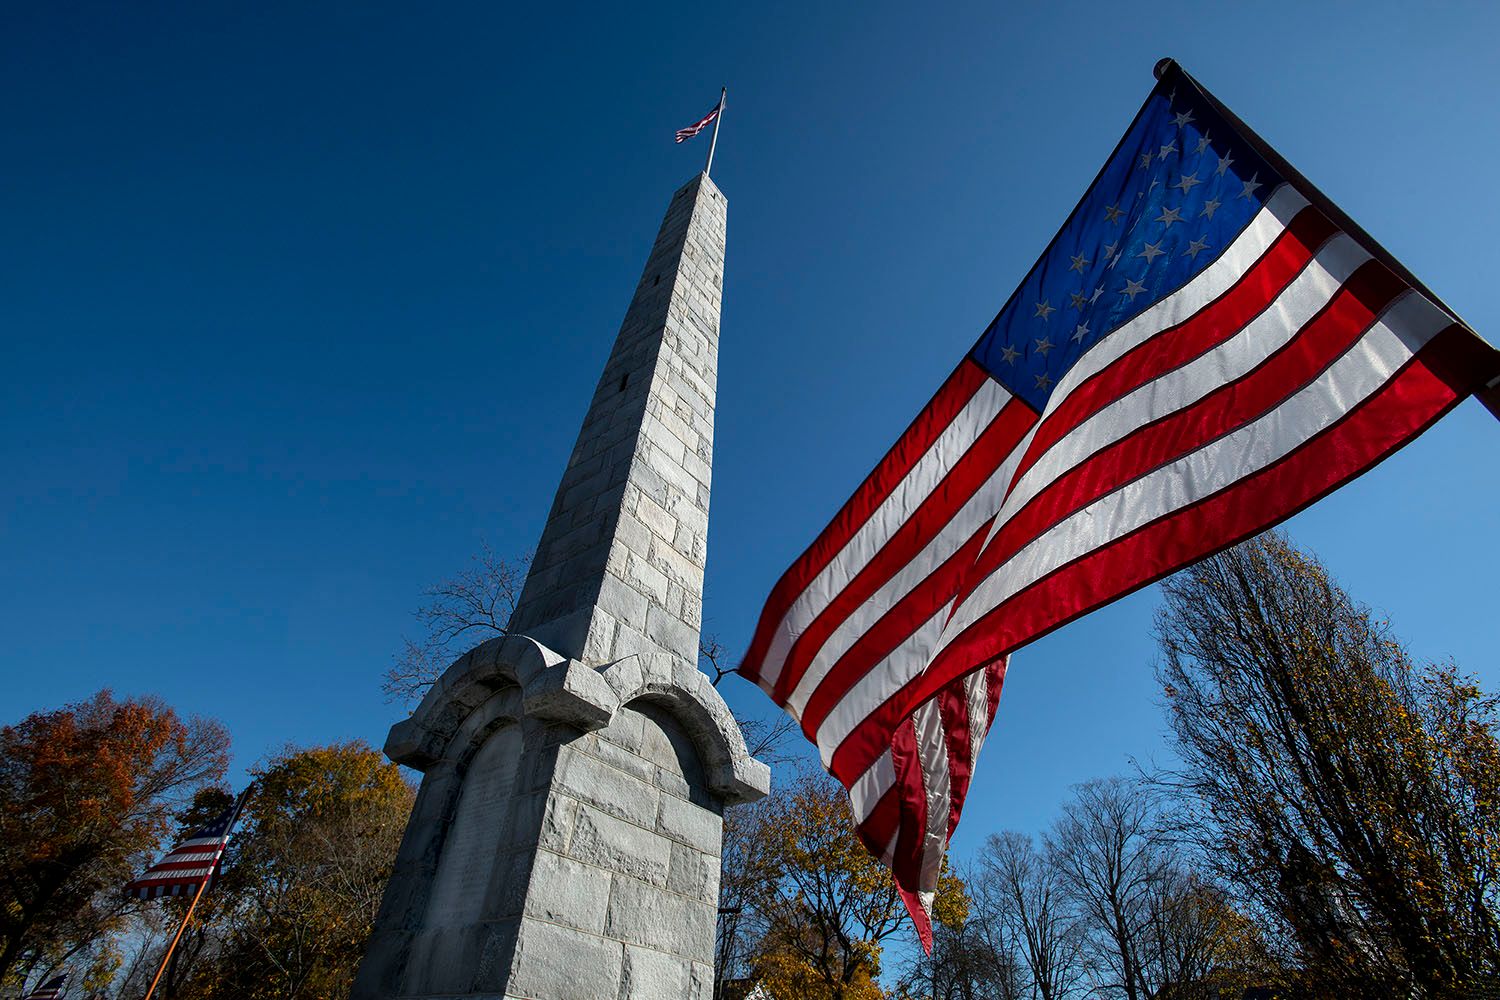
left=353, top=635, right=768, bottom=1000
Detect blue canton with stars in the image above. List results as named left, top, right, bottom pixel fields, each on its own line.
left=970, top=78, right=1284, bottom=411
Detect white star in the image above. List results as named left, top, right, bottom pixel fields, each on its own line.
left=1090, top=285, right=1105, bottom=303
left=1104, top=204, right=1124, bottom=224
left=1069, top=291, right=1088, bottom=310
left=1173, top=173, right=1202, bottom=195
left=1120, top=277, right=1147, bottom=302
left=1000, top=344, right=1021, bottom=365
left=1034, top=299, right=1055, bottom=320
left=1102, top=242, right=1120, bottom=267
left=1193, top=131, right=1211, bottom=155
left=1034, top=372, right=1054, bottom=390
left=1159, top=140, right=1178, bottom=159
left=1072, top=322, right=1090, bottom=343
left=1139, top=151, right=1154, bottom=170
left=1171, top=109, right=1194, bottom=128
left=1239, top=173, right=1263, bottom=200
left=1069, top=252, right=1091, bottom=273
left=1138, top=240, right=1165, bottom=264
left=1034, top=336, right=1054, bottom=356
left=1200, top=198, right=1222, bottom=220
left=1215, top=151, right=1234, bottom=176
left=1183, top=235, right=1211, bottom=260
left=1155, top=205, right=1184, bottom=229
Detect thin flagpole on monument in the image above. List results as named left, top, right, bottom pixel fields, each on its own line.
left=704, top=88, right=726, bottom=177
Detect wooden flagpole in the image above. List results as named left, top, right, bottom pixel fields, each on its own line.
left=142, top=875, right=210, bottom=1000
left=704, top=88, right=726, bottom=177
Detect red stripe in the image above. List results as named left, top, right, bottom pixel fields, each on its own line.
left=854, top=782, right=901, bottom=860
left=959, top=259, right=1408, bottom=605
left=831, top=327, right=1474, bottom=782
left=887, top=717, right=929, bottom=891
left=773, top=397, right=1033, bottom=704
left=805, top=518, right=992, bottom=748
left=740, top=359, right=991, bottom=683
left=899, top=884, right=935, bottom=953
left=985, top=658, right=1007, bottom=726
left=1007, top=207, right=1338, bottom=492
left=937, top=680, right=973, bottom=839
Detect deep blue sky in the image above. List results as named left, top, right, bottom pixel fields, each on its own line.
left=4, top=1, right=1497, bottom=863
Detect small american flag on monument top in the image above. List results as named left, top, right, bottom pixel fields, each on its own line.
left=23, top=975, right=67, bottom=999
left=675, top=100, right=721, bottom=143
left=125, top=788, right=250, bottom=900
left=739, top=58, right=1500, bottom=950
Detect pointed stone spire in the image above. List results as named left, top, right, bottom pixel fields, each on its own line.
left=508, top=172, right=726, bottom=669
left=353, top=175, right=764, bottom=1000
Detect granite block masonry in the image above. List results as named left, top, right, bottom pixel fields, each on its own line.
left=353, top=173, right=769, bottom=1000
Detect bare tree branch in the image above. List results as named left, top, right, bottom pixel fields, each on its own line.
left=382, top=545, right=530, bottom=706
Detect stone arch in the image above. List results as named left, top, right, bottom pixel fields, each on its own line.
left=382, top=635, right=767, bottom=806
left=384, top=634, right=618, bottom=769
left=599, top=651, right=769, bottom=805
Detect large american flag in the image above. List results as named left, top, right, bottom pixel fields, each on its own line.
left=23, top=975, right=66, bottom=999
left=739, top=61, right=1499, bottom=946
left=125, top=789, right=249, bottom=900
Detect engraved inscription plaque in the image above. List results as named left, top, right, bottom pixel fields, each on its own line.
left=425, top=724, right=522, bottom=930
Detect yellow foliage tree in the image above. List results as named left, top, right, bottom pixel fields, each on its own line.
left=163, top=741, right=415, bottom=1000
left=747, top=775, right=966, bottom=1000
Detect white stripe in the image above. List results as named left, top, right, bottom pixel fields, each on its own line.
left=912, top=697, right=951, bottom=887
left=139, top=864, right=216, bottom=879
left=161, top=845, right=223, bottom=860
left=965, top=667, right=989, bottom=779
left=998, top=233, right=1370, bottom=531
left=945, top=290, right=1450, bottom=639
left=848, top=750, right=895, bottom=823
left=783, top=437, right=1028, bottom=718
left=757, top=378, right=1013, bottom=690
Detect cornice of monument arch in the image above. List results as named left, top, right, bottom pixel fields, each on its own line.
left=384, top=633, right=769, bottom=805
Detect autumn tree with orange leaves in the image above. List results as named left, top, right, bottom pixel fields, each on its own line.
left=0, top=691, right=229, bottom=993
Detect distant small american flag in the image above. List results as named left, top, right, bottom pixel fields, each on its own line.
left=125, top=789, right=249, bottom=900
left=675, top=102, right=721, bottom=143
left=24, top=975, right=67, bottom=999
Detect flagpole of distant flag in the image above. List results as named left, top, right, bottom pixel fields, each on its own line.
left=126, top=787, right=252, bottom=1000
left=675, top=89, right=726, bottom=177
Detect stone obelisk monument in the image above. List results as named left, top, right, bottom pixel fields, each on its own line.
left=353, top=167, right=768, bottom=1000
